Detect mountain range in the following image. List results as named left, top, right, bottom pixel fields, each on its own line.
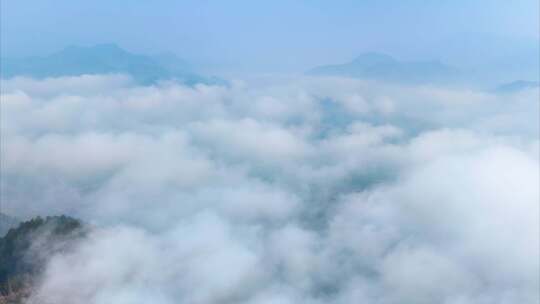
left=0, top=44, right=222, bottom=85
left=307, top=52, right=460, bottom=84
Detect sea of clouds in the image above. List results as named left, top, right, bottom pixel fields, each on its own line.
left=1, top=74, right=538, bottom=303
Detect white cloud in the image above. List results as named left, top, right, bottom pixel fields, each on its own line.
left=1, top=75, right=538, bottom=303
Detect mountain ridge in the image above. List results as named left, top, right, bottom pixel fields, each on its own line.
left=307, top=52, right=459, bottom=84
left=0, top=44, right=222, bottom=85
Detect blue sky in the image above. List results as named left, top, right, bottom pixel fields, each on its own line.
left=1, top=0, right=538, bottom=73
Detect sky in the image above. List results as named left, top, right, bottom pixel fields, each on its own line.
left=1, top=0, right=539, bottom=73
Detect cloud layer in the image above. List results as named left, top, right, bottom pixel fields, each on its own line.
left=1, top=75, right=538, bottom=303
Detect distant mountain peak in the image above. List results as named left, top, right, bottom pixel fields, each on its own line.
left=93, top=42, right=123, bottom=50
left=1, top=44, right=222, bottom=86
left=59, top=43, right=127, bottom=56
left=351, top=52, right=396, bottom=66
left=65, top=43, right=121, bottom=50
left=493, top=80, right=539, bottom=93
left=307, top=52, right=458, bottom=84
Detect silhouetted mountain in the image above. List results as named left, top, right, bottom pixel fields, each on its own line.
left=493, top=80, right=539, bottom=94
left=308, top=52, right=459, bottom=84
left=0, top=214, right=19, bottom=238
left=0, top=44, right=223, bottom=85
left=0, top=216, right=85, bottom=300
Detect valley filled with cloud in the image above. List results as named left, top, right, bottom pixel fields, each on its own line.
left=1, top=74, right=538, bottom=303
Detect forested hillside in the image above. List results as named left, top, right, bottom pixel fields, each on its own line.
left=0, top=216, right=85, bottom=303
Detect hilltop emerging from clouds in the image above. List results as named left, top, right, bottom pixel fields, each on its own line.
left=0, top=44, right=223, bottom=85
left=307, top=52, right=460, bottom=85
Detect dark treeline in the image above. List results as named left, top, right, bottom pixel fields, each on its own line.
left=0, top=215, right=85, bottom=302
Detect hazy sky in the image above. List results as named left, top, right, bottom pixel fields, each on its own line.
left=1, top=0, right=539, bottom=72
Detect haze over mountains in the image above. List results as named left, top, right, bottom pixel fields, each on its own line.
left=307, top=52, right=460, bottom=85
left=307, top=51, right=540, bottom=89
left=0, top=44, right=222, bottom=85
left=2, top=44, right=537, bottom=92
